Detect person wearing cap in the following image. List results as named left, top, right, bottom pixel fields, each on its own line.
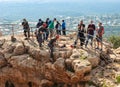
left=48, top=35, right=59, bottom=62
left=22, top=18, right=30, bottom=40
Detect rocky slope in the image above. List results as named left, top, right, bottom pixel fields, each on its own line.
left=0, top=34, right=119, bottom=87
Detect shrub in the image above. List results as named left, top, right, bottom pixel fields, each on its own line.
left=108, top=35, right=120, bottom=49
left=116, top=75, right=120, bottom=83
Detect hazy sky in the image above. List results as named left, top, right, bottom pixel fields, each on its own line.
left=0, top=0, right=120, bottom=3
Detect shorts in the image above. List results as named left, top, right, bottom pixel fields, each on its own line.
left=96, top=36, right=102, bottom=42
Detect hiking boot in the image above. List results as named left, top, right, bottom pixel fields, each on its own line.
left=24, top=38, right=28, bottom=40
left=95, top=47, right=99, bottom=50
left=100, top=48, right=102, bottom=51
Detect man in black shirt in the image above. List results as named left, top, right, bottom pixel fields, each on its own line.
left=22, top=19, right=30, bottom=40
left=74, top=20, right=85, bottom=48
left=85, top=20, right=96, bottom=48
left=37, top=25, right=45, bottom=48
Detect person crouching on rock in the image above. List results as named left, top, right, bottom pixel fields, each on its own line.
left=22, top=19, right=30, bottom=40
left=48, top=35, right=59, bottom=62
left=37, top=24, right=45, bottom=48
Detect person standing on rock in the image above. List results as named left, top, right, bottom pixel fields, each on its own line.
left=55, top=21, right=61, bottom=35
left=62, top=20, right=66, bottom=35
left=36, top=19, right=43, bottom=28
left=96, top=22, right=104, bottom=51
left=85, top=20, right=96, bottom=48
left=48, top=35, right=59, bottom=62
left=37, top=24, right=45, bottom=48
left=48, top=20, right=54, bottom=39
left=45, top=18, right=50, bottom=40
left=74, top=20, right=85, bottom=48
left=22, top=19, right=30, bottom=40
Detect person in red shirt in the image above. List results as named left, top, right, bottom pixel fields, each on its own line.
left=96, top=22, right=104, bottom=51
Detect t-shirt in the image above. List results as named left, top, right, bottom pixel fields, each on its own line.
left=48, top=38, right=57, bottom=47
left=97, top=26, right=104, bottom=37
left=87, top=24, right=95, bottom=35
left=22, top=21, right=29, bottom=30
left=48, top=22, right=54, bottom=30
left=36, top=21, right=43, bottom=28
left=62, top=22, right=66, bottom=29
left=38, top=27, right=44, bottom=36
left=78, top=24, right=85, bottom=37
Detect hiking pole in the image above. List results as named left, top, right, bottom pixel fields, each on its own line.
left=11, top=24, right=16, bottom=42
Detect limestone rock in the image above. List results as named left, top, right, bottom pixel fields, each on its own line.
left=115, top=47, right=120, bottom=54
left=0, top=39, right=5, bottom=47
left=54, top=58, right=66, bottom=71
left=4, top=45, right=16, bottom=53
left=13, top=45, right=25, bottom=55
left=72, top=59, right=91, bottom=76
left=28, top=48, right=41, bottom=61
left=53, top=51, right=60, bottom=60
left=87, top=56, right=100, bottom=67
left=40, top=79, right=54, bottom=87
left=0, top=55, right=7, bottom=68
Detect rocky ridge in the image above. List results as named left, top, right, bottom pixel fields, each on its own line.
left=0, top=34, right=119, bottom=87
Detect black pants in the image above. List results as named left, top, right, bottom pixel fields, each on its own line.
left=24, top=30, right=30, bottom=38
left=74, top=36, right=85, bottom=46
left=37, top=35, right=43, bottom=47
left=62, top=28, right=66, bottom=35
left=58, top=30, right=61, bottom=35
left=48, top=44, right=54, bottom=60
left=80, top=37, right=85, bottom=46
left=46, top=31, right=49, bottom=40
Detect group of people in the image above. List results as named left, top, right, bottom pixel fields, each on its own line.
left=22, top=18, right=104, bottom=62
left=74, top=20, right=104, bottom=51
left=22, top=18, right=66, bottom=47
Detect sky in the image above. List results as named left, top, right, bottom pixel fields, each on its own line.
left=0, top=0, right=120, bottom=3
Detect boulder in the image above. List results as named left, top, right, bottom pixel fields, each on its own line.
left=40, top=79, right=54, bottom=87
left=53, top=51, right=60, bottom=60
left=13, top=45, right=25, bottom=55
left=87, top=56, right=100, bottom=67
left=3, top=45, right=16, bottom=53
left=72, top=59, right=91, bottom=76
left=0, top=39, right=5, bottom=47
left=66, top=50, right=73, bottom=58
left=54, top=58, right=66, bottom=71
left=0, top=55, right=7, bottom=68
left=28, top=48, right=41, bottom=61
left=115, top=47, right=120, bottom=54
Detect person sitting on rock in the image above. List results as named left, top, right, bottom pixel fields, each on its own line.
left=48, top=35, right=59, bottom=62
left=22, top=18, right=30, bottom=40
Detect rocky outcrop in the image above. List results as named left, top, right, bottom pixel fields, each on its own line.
left=0, top=34, right=119, bottom=87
